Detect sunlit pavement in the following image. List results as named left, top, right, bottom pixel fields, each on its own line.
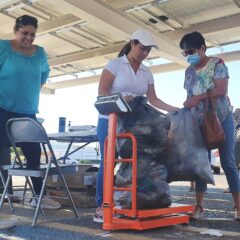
left=0, top=173, right=240, bottom=240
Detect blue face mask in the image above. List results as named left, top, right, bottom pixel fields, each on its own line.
left=187, top=53, right=201, bottom=65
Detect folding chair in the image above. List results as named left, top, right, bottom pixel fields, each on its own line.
left=0, top=165, right=13, bottom=211
left=0, top=147, right=14, bottom=211
left=0, top=118, right=79, bottom=226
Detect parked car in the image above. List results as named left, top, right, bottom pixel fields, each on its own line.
left=211, top=149, right=221, bottom=174
left=58, top=156, right=78, bottom=165
left=235, top=124, right=240, bottom=170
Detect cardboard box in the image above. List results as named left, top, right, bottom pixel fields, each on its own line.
left=47, top=164, right=98, bottom=207
left=47, top=164, right=98, bottom=189
left=47, top=188, right=96, bottom=208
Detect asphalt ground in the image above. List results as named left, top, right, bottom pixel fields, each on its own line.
left=1, top=173, right=240, bottom=240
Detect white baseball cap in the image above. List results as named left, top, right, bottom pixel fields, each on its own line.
left=131, top=29, right=158, bottom=49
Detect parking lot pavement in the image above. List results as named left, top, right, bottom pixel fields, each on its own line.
left=1, top=173, right=240, bottom=239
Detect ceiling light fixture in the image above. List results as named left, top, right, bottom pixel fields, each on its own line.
left=156, top=0, right=170, bottom=4
left=158, top=15, right=169, bottom=22
left=149, top=18, right=158, bottom=24
left=3, top=3, right=25, bottom=12
left=0, top=0, right=12, bottom=4
left=125, top=0, right=170, bottom=13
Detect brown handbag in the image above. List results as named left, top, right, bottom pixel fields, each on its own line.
left=200, top=94, right=225, bottom=150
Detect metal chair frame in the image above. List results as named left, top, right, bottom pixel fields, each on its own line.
left=0, top=118, right=79, bottom=226
left=0, top=165, right=13, bottom=210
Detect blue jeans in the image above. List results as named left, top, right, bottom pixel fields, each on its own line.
left=96, top=117, right=109, bottom=207
left=196, top=112, right=240, bottom=192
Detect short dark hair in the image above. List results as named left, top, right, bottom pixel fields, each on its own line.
left=118, top=40, right=140, bottom=57
left=179, top=31, right=206, bottom=50
left=15, top=15, right=38, bottom=30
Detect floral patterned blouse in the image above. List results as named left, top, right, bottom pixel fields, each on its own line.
left=184, top=57, right=232, bottom=123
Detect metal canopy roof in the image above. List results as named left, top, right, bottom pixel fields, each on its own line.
left=1, top=0, right=240, bottom=94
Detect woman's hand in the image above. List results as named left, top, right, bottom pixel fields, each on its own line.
left=184, top=96, right=199, bottom=108
left=168, top=106, right=180, bottom=113
left=124, top=95, right=134, bottom=102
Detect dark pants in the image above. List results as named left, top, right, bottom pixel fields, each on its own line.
left=0, top=147, right=12, bottom=194
left=0, top=107, right=42, bottom=195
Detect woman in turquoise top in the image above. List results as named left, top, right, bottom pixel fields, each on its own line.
left=0, top=15, right=60, bottom=209
left=180, top=31, right=240, bottom=220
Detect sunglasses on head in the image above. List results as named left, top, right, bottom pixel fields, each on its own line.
left=181, top=49, right=197, bottom=57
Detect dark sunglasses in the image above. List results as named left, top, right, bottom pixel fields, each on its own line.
left=181, top=49, right=197, bottom=57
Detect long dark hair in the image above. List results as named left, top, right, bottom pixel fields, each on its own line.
left=118, top=40, right=139, bottom=57
left=15, top=15, right=38, bottom=30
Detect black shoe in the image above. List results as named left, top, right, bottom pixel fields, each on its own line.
left=3, top=195, right=22, bottom=203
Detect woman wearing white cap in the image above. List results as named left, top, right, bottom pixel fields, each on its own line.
left=94, top=29, right=178, bottom=223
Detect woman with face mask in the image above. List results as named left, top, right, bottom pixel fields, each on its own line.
left=180, top=31, right=240, bottom=220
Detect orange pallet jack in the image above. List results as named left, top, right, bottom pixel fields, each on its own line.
left=103, top=112, right=194, bottom=231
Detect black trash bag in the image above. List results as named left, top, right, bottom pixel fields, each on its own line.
left=117, top=97, right=171, bottom=160
left=115, top=162, right=171, bottom=209
left=115, top=178, right=171, bottom=209
left=115, top=156, right=168, bottom=187
left=115, top=100, right=213, bottom=209
left=163, top=108, right=214, bottom=184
